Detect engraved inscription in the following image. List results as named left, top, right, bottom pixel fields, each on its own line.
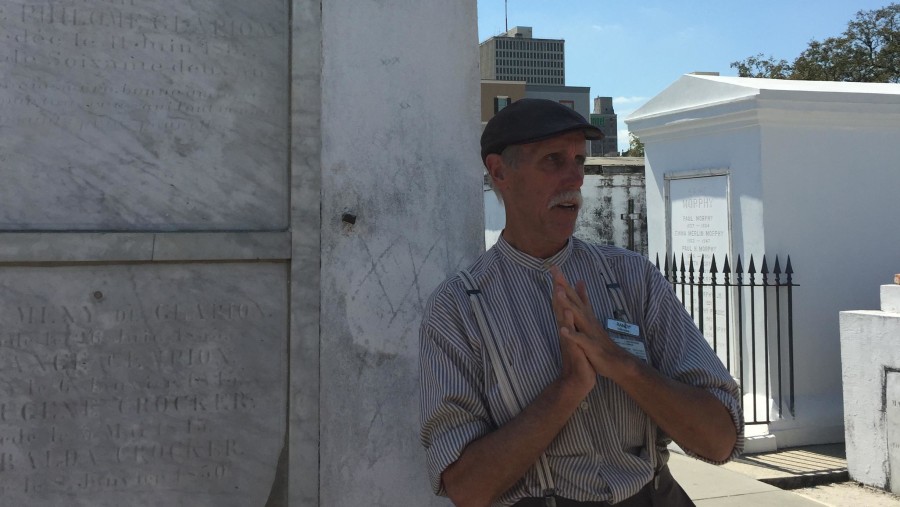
left=668, top=175, right=732, bottom=359
left=0, top=1, right=290, bottom=230
left=0, top=264, right=286, bottom=506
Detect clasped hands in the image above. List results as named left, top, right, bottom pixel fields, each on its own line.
left=549, top=266, right=635, bottom=393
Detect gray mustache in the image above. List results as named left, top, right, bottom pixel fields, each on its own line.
left=548, top=190, right=583, bottom=210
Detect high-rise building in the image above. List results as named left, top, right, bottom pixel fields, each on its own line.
left=590, top=96, right=619, bottom=156
left=479, top=26, right=565, bottom=86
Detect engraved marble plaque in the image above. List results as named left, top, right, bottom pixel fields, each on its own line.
left=667, top=174, right=733, bottom=366
left=0, top=1, right=289, bottom=230
left=0, top=263, right=287, bottom=506
left=888, top=372, right=900, bottom=494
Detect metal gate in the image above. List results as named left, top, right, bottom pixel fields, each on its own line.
left=657, top=253, right=798, bottom=424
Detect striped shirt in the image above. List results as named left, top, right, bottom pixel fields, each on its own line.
left=419, top=236, right=744, bottom=505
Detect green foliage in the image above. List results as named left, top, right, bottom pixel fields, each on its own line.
left=730, top=54, right=792, bottom=79
left=624, top=133, right=644, bottom=157
left=731, top=3, right=900, bottom=83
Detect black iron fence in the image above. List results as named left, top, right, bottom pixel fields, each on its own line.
left=656, top=253, right=798, bottom=425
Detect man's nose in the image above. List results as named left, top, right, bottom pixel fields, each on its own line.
left=563, top=159, right=584, bottom=187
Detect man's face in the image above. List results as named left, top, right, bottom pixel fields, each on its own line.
left=494, top=130, right=586, bottom=257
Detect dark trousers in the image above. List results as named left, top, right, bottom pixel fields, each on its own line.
left=511, top=466, right=695, bottom=507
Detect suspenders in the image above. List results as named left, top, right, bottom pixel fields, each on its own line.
left=459, top=269, right=558, bottom=506
left=459, top=247, right=659, bottom=505
left=587, top=245, right=660, bottom=474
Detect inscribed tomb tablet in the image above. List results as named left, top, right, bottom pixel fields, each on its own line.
left=888, top=372, right=900, bottom=494
left=667, top=174, right=732, bottom=364
left=0, top=1, right=289, bottom=230
left=0, top=263, right=287, bottom=506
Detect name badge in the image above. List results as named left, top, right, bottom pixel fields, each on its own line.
left=606, top=319, right=639, bottom=337
left=606, top=319, right=648, bottom=362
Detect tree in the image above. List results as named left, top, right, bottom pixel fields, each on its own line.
left=731, top=3, right=900, bottom=83
left=730, top=53, right=792, bottom=79
left=624, top=133, right=644, bottom=157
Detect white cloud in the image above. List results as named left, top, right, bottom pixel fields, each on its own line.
left=613, top=96, right=649, bottom=106
left=617, top=136, right=631, bottom=153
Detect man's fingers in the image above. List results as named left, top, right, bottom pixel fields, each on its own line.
left=560, top=324, right=589, bottom=347
left=550, top=266, right=602, bottom=339
left=564, top=308, right=575, bottom=329
left=551, top=266, right=582, bottom=306
left=555, top=285, right=584, bottom=318
left=575, top=280, right=591, bottom=308
left=551, top=287, right=573, bottom=328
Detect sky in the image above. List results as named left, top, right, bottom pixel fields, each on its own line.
left=477, top=0, right=893, bottom=152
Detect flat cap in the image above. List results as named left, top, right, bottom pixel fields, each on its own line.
left=481, top=98, right=603, bottom=162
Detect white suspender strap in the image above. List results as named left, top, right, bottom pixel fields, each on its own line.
left=588, top=245, right=660, bottom=472
left=459, top=269, right=557, bottom=504
left=591, top=245, right=633, bottom=324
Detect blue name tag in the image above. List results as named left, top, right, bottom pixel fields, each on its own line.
left=606, top=319, right=639, bottom=337
left=606, top=319, right=647, bottom=362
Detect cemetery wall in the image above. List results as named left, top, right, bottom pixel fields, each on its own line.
left=840, top=285, right=900, bottom=491
left=0, top=1, right=484, bottom=505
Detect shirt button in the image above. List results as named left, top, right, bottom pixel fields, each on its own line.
left=580, top=401, right=589, bottom=411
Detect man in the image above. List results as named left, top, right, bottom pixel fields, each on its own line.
left=419, top=99, right=743, bottom=507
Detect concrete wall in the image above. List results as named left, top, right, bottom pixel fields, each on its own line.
left=758, top=113, right=900, bottom=446
left=841, top=285, right=900, bottom=490
left=577, top=172, right=647, bottom=256
left=642, top=124, right=764, bottom=267
left=315, top=1, right=483, bottom=505
left=0, top=1, right=481, bottom=505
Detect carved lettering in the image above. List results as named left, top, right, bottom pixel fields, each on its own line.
left=14, top=306, right=92, bottom=325
left=0, top=1, right=289, bottom=237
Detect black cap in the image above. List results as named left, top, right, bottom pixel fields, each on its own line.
left=480, top=98, right=604, bottom=162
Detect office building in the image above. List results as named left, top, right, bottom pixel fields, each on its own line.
left=479, top=26, right=565, bottom=85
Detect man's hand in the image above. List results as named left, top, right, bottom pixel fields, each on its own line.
left=547, top=265, right=738, bottom=462
left=550, top=266, right=635, bottom=381
left=440, top=272, right=604, bottom=506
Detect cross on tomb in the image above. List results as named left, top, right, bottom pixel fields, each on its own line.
left=619, top=199, right=643, bottom=251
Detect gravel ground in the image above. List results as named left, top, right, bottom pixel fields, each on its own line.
left=792, top=482, right=900, bottom=506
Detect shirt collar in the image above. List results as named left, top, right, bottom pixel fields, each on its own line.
left=494, top=234, right=574, bottom=271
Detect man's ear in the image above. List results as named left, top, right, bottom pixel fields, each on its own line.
left=484, top=153, right=506, bottom=187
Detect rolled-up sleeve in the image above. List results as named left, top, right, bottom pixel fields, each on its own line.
left=642, top=264, right=745, bottom=463
left=419, top=295, right=493, bottom=495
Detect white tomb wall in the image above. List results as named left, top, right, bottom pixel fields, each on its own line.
left=841, top=287, right=900, bottom=490
left=630, top=75, right=900, bottom=448
left=318, top=1, right=482, bottom=505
